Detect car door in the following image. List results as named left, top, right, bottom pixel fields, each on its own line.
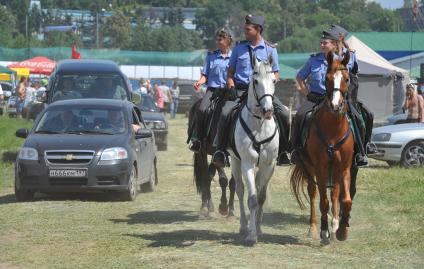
left=132, top=107, right=152, bottom=181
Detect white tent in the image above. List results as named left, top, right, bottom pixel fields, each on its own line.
left=346, top=35, right=409, bottom=121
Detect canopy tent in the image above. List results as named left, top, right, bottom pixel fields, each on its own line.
left=346, top=35, right=409, bottom=121
left=8, top=56, right=56, bottom=75
left=0, top=65, right=17, bottom=81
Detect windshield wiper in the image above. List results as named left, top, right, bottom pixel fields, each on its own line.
left=34, top=130, right=62, bottom=134
left=63, top=130, right=114, bottom=135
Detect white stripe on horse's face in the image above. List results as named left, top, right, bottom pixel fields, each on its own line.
left=331, top=70, right=343, bottom=109
left=254, top=63, right=274, bottom=115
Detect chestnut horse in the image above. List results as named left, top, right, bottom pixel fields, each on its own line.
left=290, top=52, right=354, bottom=245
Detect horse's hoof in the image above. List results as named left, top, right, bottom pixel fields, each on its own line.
left=218, top=204, right=228, bottom=216
left=336, top=226, right=348, bottom=241
left=320, top=230, right=330, bottom=245
left=308, top=227, right=319, bottom=240
left=330, top=232, right=337, bottom=241
left=199, top=206, right=208, bottom=217
left=244, top=234, right=257, bottom=246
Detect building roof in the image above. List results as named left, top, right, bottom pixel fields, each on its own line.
left=348, top=32, right=424, bottom=51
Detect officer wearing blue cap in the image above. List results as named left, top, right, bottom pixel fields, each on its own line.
left=188, top=27, right=233, bottom=152
left=212, top=14, right=291, bottom=167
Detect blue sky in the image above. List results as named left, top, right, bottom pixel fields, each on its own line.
left=372, top=0, right=404, bottom=9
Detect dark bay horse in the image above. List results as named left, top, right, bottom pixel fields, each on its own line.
left=290, top=52, right=355, bottom=245
left=189, top=94, right=235, bottom=217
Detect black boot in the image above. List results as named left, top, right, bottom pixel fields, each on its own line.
left=355, top=153, right=368, bottom=167
left=189, top=140, right=201, bottom=153
left=277, top=152, right=291, bottom=166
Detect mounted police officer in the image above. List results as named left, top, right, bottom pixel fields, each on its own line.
left=291, top=25, right=374, bottom=167
left=212, top=14, right=291, bottom=167
left=188, top=27, right=233, bottom=152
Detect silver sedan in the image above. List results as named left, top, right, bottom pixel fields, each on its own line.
left=370, top=123, right=424, bottom=167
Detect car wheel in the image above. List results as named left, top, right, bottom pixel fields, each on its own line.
left=401, top=141, right=424, bottom=168
left=14, top=176, right=34, bottom=202
left=142, top=158, right=157, bottom=192
left=122, top=165, right=138, bottom=201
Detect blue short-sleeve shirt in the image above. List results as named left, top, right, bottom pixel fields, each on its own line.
left=297, top=49, right=357, bottom=95
left=202, top=49, right=232, bottom=88
left=229, top=39, right=279, bottom=86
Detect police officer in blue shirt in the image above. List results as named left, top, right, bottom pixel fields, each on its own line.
left=212, top=14, right=291, bottom=167
left=329, top=25, right=376, bottom=159
left=188, top=27, right=233, bottom=152
left=291, top=27, right=370, bottom=167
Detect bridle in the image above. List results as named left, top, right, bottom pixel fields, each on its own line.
left=246, top=68, right=275, bottom=120
left=325, top=66, right=349, bottom=115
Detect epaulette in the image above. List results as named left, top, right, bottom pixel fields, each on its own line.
left=207, top=50, right=214, bottom=55
left=348, top=48, right=356, bottom=53
left=310, top=52, right=320, bottom=57
left=264, top=40, right=276, bottom=48
left=236, top=40, right=248, bottom=45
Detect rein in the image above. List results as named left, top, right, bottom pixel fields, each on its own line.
left=239, top=106, right=278, bottom=166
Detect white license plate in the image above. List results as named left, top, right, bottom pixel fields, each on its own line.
left=49, top=169, right=87, bottom=178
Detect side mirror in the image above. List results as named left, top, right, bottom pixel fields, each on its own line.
left=135, top=129, right=153, bottom=139
left=131, top=91, right=142, bottom=105
left=16, top=128, right=29, bottom=138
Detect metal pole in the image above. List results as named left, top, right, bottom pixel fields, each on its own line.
left=96, top=12, right=99, bottom=48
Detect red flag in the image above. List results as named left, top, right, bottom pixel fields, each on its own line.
left=71, top=42, right=81, bottom=59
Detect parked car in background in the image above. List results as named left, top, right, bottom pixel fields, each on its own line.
left=14, top=99, right=157, bottom=201
left=384, top=112, right=407, bottom=126
left=137, top=94, right=168, bottom=151
left=369, top=123, right=424, bottom=167
left=45, top=60, right=141, bottom=105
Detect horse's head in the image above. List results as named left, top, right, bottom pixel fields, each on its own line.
left=250, top=56, right=276, bottom=120
left=325, top=52, right=350, bottom=113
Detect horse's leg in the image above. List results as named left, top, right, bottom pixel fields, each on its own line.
left=232, top=157, right=247, bottom=234
left=337, top=168, right=352, bottom=241
left=307, top=178, right=319, bottom=239
left=241, top=160, right=258, bottom=245
left=228, top=175, right=236, bottom=217
left=194, top=149, right=211, bottom=217
left=330, top=179, right=341, bottom=241
left=217, top=167, right=229, bottom=216
left=317, top=176, right=330, bottom=245
left=255, top=164, right=275, bottom=237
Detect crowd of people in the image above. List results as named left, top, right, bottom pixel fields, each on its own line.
left=135, top=78, right=180, bottom=118
left=13, top=76, right=48, bottom=119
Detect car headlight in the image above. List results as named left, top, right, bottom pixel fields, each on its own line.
left=100, top=147, right=128, bottom=160
left=146, top=121, right=166, bottom=129
left=18, top=147, right=38, bottom=160
left=372, top=133, right=391, bottom=142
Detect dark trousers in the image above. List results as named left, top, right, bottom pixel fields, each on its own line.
left=215, top=90, right=290, bottom=155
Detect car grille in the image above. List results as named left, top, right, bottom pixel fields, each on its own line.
left=45, top=150, right=95, bottom=165
left=49, top=178, right=88, bottom=186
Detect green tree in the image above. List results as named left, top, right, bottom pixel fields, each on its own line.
left=102, top=10, right=131, bottom=48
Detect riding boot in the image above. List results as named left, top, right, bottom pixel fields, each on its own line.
left=212, top=113, right=231, bottom=168
left=289, top=115, right=302, bottom=165
left=347, top=101, right=368, bottom=167
left=274, top=112, right=291, bottom=166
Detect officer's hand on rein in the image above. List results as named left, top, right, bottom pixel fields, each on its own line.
left=226, top=87, right=237, bottom=101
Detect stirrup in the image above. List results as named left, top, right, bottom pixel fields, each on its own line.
left=366, top=142, right=378, bottom=155
left=277, top=152, right=291, bottom=166
left=290, top=149, right=301, bottom=165
left=212, top=151, right=227, bottom=168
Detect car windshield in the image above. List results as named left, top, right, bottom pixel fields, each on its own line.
left=35, top=107, right=128, bottom=135
left=52, top=75, right=128, bottom=102
left=139, top=95, right=159, bottom=112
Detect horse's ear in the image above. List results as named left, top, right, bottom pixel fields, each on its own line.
left=326, top=52, right=333, bottom=68
left=268, top=55, right=273, bottom=66
left=341, top=52, right=350, bottom=67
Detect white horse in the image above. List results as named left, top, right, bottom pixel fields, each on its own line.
left=229, top=57, right=279, bottom=245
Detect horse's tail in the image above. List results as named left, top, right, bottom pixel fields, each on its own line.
left=193, top=149, right=210, bottom=194
left=289, top=163, right=310, bottom=210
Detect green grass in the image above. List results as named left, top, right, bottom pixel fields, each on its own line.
left=0, top=116, right=423, bottom=269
